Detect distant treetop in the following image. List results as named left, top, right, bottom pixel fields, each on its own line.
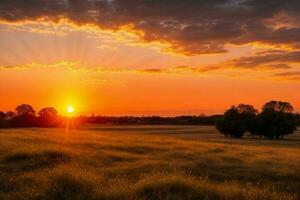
left=262, top=101, right=294, bottom=113
left=15, top=104, right=35, bottom=116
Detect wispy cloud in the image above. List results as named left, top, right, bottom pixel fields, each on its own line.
left=272, top=71, right=300, bottom=81
left=0, top=61, right=78, bottom=70
left=1, top=59, right=299, bottom=84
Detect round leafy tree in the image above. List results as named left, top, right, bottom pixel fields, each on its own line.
left=216, top=104, right=257, bottom=138
left=257, top=101, right=296, bottom=139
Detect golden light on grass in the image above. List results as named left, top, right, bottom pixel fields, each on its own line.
left=0, top=126, right=299, bottom=199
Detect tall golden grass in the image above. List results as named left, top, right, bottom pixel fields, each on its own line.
left=0, top=125, right=299, bottom=200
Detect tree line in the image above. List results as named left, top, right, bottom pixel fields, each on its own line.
left=78, top=115, right=221, bottom=125
left=0, top=104, right=61, bottom=128
left=0, top=102, right=299, bottom=140
left=0, top=104, right=222, bottom=128
left=216, top=101, right=298, bottom=139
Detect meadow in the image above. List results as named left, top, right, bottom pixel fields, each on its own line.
left=0, top=125, right=299, bottom=200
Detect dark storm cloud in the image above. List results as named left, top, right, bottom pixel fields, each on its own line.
left=0, top=0, right=300, bottom=55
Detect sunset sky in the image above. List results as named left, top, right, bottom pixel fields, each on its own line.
left=0, top=0, right=300, bottom=116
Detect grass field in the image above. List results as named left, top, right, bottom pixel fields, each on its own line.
left=0, top=125, right=299, bottom=200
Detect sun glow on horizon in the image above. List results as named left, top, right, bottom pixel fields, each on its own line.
left=67, top=105, right=74, bottom=114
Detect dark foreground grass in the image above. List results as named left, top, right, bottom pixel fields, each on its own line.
left=0, top=125, right=299, bottom=200
left=39, top=171, right=284, bottom=200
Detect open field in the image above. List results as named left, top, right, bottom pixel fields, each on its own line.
left=0, top=125, right=299, bottom=200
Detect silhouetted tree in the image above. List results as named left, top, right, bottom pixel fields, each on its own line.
left=237, top=104, right=258, bottom=137
left=38, top=107, right=59, bottom=127
left=6, top=111, right=15, bottom=119
left=0, top=111, right=6, bottom=120
left=38, top=107, right=58, bottom=119
left=0, top=111, right=7, bottom=128
left=215, top=104, right=257, bottom=138
left=257, top=101, right=296, bottom=139
left=262, top=101, right=294, bottom=113
left=15, top=104, right=35, bottom=116
left=11, top=104, right=37, bottom=127
left=236, top=104, right=257, bottom=115
left=296, top=113, right=300, bottom=126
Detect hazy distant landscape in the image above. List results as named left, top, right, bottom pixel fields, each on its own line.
left=0, top=125, right=299, bottom=200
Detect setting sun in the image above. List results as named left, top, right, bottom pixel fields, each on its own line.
left=67, top=106, right=74, bottom=114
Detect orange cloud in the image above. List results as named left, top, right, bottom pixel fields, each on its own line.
left=273, top=71, right=300, bottom=81
left=0, top=61, right=78, bottom=71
